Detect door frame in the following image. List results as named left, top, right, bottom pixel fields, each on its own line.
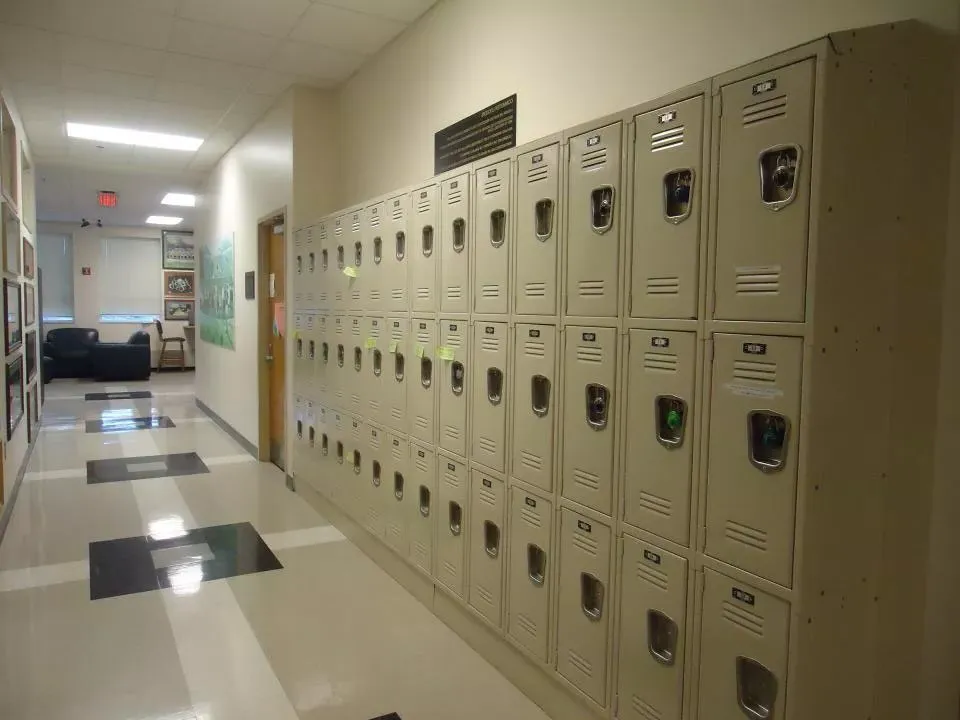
left=256, top=207, right=287, bottom=463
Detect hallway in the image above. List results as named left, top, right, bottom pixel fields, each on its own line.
left=0, top=374, right=549, bottom=720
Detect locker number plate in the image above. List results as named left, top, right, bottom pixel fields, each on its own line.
left=643, top=550, right=662, bottom=565
left=743, top=342, right=768, bottom=356
left=577, top=520, right=592, bottom=533
left=752, top=78, right=777, bottom=95
left=732, top=587, right=756, bottom=606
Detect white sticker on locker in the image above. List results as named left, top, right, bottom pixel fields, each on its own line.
left=723, top=382, right=784, bottom=399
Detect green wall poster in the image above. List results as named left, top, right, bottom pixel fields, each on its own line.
left=198, top=233, right=236, bottom=350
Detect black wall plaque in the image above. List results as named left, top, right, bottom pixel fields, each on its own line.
left=434, top=94, right=517, bottom=175
left=244, top=271, right=255, bottom=300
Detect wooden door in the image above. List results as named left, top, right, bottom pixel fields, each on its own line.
left=268, top=222, right=286, bottom=467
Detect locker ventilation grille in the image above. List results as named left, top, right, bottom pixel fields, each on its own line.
left=571, top=523, right=600, bottom=554
left=369, top=400, right=380, bottom=414
left=742, top=95, right=788, bottom=127
left=736, top=267, right=781, bottom=295
left=524, top=341, right=545, bottom=357
left=481, top=284, right=500, bottom=298
left=447, top=188, right=463, bottom=204
left=391, top=408, right=403, bottom=422
left=578, top=280, right=605, bottom=297
left=520, top=450, right=543, bottom=471
left=725, top=520, right=768, bottom=551
left=391, top=446, right=404, bottom=461
left=527, top=166, right=549, bottom=183
left=442, top=561, right=458, bottom=578
left=646, top=276, right=680, bottom=296
left=446, top=335, right=462, bottom=348
left=581, top=147, right=607, bottom=170
left=444, top=426, right=462, bottom=442
left=478, top=436, right=497, bottom=455
left=391, top=330, right=403, bottom=342
left=443, top=470, right=460, bottom=487
left=481, top=338, right=500, bottom=352
left=515, top=613, right=538, bottom=637
left=392, top=205, right=404, bottom=221
left=524, top=282, right=547, bottom=297
left=476, top=585, right=494, bottom=606
left=351, top=290, right=361, bottom=301
left=370, top=290, right=381, bottom=301
left=418, top=199, right=431, bottom=213
left=733, top=360, right=777, bottom=384
left=391, top=289, right=404, bottom=300
left=568, top=650, right=594, bottom=677
left=351, top=218, right=361, bottom=232
left=369, top=215, right=381, bottom=228
left=334, top=225, right=343, bottom=236
left=416, top=288, right=430, bottom=300
left=519, top=506, right=542, bottom=528
left=637, top=490, right=671, bottom=518
left=631, top=695, right=664, bottom=720
left=576, top=346, right=603, bottom=363
left=415, top=417, right=428, bottom=432
left=479, top=485, right=497, bottom=506
left=351, top=392, right=361, bottom=407
left=722, top=600, right=764, bottom=636
left=650, top=126, right=685, bottom=152
left=446, top=286, right=463, bottom=300
left=643, top=353, right=678, bottom=373
left=319, top=227, right=328, bottom=241
left=417, top=332, right=431, bottom=343
left=635, top=561, right=669, bottom=590
left=414, top=542, right=428, bottom=563
left=484, top=178, right=502, bottom=195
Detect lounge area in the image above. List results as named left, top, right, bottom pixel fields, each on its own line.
left=43, top=327, right=151, bottom=383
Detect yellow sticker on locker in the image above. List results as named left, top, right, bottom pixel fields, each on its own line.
left=389, top=341, right=399, bottom=353
left=343, top=266, right=358, bottom=278
left=364, top=337, right=376, bottom=349
left=436, top=346, right=455, bottom=361
left=415, top=344, right=424, bottom=358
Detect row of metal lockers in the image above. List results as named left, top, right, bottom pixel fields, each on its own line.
left=294, top=58, right=815, bottom=324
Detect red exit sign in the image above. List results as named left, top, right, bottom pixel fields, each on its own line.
left=98, top=191, right=118, bottom=208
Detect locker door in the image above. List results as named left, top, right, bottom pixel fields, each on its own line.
left=366, top=202, right=385, bottom=312
left=364, top=316, right=385, bottom=425
left=507, top=488, right=553, bottom=663
left=408, top=319, right=437, bottom=444
left=348, top=316, right=364, bottom=416
left=363, top=424, right=387, bottom=538
left=316, top=221, right=330, bottom=310
left=332, top=316, right=346, bottom=410
left=631, top=96, right=704, bottom=320
left=293, top=394, right=306, bottom=470
left=561, top=327, right=618, bottom=516
left=436, top=454, right=469, bottom=597
left=314, top=314, right=329, bottom=405
left=440, top=173, right=470, bottom=313
left=384, top=432, right=409, bottom=556
left=293, top=230, right=304, bottom=310
left=714, top=60, right=815, bottom=322
left=624, top=330, right=697, bottom=545
left=347, top=209, right=364, bottom=308
left=617, top=536, right=687, bottom=720
left=705, top=334, right=802, bottom=587
left=515, top=144, right=560, bottom=316
left=333, top=215, right=347, bottom=311
left=566, top=123, right=622, bottom=318
left=410, top=185, right=438, bottom=312
left=697, top=569, right=790, bottom=720
left=330, top=410, right=346, bottom=504
left=313, top=405, right=330, bottom=495
left=303, top=226, right=317, bottom=311
left=439, top=320, right=469, bottom=455
left=469, top=469, right=506, bottom=628
left=344, top=415, right=365, bottom=520
left=511, top=324, right=557, bottom=492
left=293, top=313, right=306, bottom=389
left=408, top=443, right=437, bottom=575
left=474, top=159, right=511, bottom=314
left=386, top=193, right=409, bottom=312
left=557, top=508, right=612, bottom=706
left=303, top=315, right=316, bottom=395
left=384, top=318, right=408, bottom=433
left=471, top=321, right=508, bottom=471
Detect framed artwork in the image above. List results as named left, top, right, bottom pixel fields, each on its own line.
left=25, top=328, right=36, bottom=382
left=22, top=234, right=34, bottom=279
left=162, top=229, right=195, bottom=270
left=7, top=354, right=23, bottom=441
left=4, top=277, right=21, bottom=353
left=2, top=203, right=19, bottom=276
left=199, top=233, right=236, bottom=350
left=24, top=282, right=34, bottom=326
left=164, top=270, right=194, bottom=298
left=164, top=298, right=194, bottom=322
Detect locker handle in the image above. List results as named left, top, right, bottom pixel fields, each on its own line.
left=422, top=225, right=434, bottom=257
left=585, top=384, right=610, bottom=431
left=531, top=375, right=551, bottom=417
left=308, top=426, right=315, bottom=447
left=747, top=411, right=790, bottom=473
left=759, top=144, right=802, bottom=211
left=373, top=236, right=382, bottom=265
left=527, top=544, right=546, bottom=586
left=736, top=656, right=778, bottom=720
left=484, top=521, right=500, bottom=558
left=395, top=352, right=405, bottom=381
left=590, top=186, right=615, bottom=235
left=321, top=249, right=328, bottom=270
left=373, top=349, right=382, bottom=377
left=452, top=217, right=466, bottom=253
left=451, top=361, right=465, bottom=396
left=372, top=460, right=381, bottom=487
left=489, top=209, right=506, bottom=248
left=354, top=240, right=362, bottom=267
left=307, top=340, right=315, bottom=360
left=419, top=485, right=431, bottom=517
left=655, top=395, right=687, bottom=449
left=534, top=198, right=554, bottom=241
left=354, top=347, right=362, bottom=372
left=449, top=501, right=462, bottom=535
left=321, top=434, right=328, bottom=456
left=308, top=251, right=315, bottom=272
left=336, top=441, right=344, bottom=464
left=296, top=254, right=302, bottom=274
left=421, top=357, right=433, bottom=388
left=487, top=367, right=503, bottom=405
left=296, top=338, right=303, bottom=358
left=663, top=168, right=695, bottom=224
left=647, top=609, right=679, bottom=666
left=396, top=231, right=406, bottom=260
left=394, top=472, right=404, bottom=500
left=296, top=419, right=302, bottom=439
left=352, top=450, right=361, bottom=474
left=322, top=342, right=329, bottom=364
left=337, top=245, right=345, bottom=269
left=337, top=344, right=344, bottom=368
left=580, top=572, right=604, bottom=620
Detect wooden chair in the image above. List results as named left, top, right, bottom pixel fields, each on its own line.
left=154, top=320, right=186, bottom=371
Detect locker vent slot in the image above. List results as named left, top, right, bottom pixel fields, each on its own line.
left=370, top=289, right=381, bottom=301
left=417, top=197, right=431, bottom=213
left=635, top=560, right=669, bottom=591
left=725, top=520, right=769, bottom=551
left=637, top=491, right=672, bottom=518
left=391, top=408, right=403, bottom=422
left=646, top=276, right=680, bottom=295
left=478, top=436, right=497, bottom=454
left=572, top=468, right=600, bottom=491
left=444, top=425, right=462, bottom=442
left=576, top=345, right=603, bottom=363
left=577, top=280, right=605, bottom=297
left=478, top=484, right=497, bottom=507
left=476, top=584, right=494, bottom=605
left=519, top=506, right=542, bottom=528
left=722, top=600, right=765, bottom=637
left=571, top=527, right=599, bottom=555
left=650, top=125, right=685, bottom=152
left=568, top=649, right=594, bottom=676
left=736, top=268, right=781, bottom=295
left=417, top=288, right=430, bottom=299
left=392, top=203, right=404, bottom=221
left=443, top=560, right=458, bottom=577
left=524, top=282, right=546, bottom=297
left=484, top=178, right=502, bottom=195
left=443, top=470, right=461, bottom=488
left=446, top=286, right=462, bottom=300
left=520, top=450, right=543, bottom=471
left=631, top=695, right=664, bottom=720
left=742, top=94, right=788, bottom=127
left=733, top=360, right=777, bottom=384
left=515, top=613, right=538, bottom=637
left=481, top=337, right=500, bottom=352
left=392, top=289, right=404, bottom=300
left=581, top=147, right=607, bottom=170
left=447, top=187, right=463, bottom=204
left=351, top=216, right=361, bottom=232
left=527, top=166, right=549, bottom=183
left=391, top=444, right=404, bottom=461
left=319, top=226, right=328, bottom=241
left=524, top=341, right=545, bottom=357
left=369, top=214, right=381, bottom=228
left=415, top=416, right=428, bottom=431
left=643, top=352, right=678, bottom=373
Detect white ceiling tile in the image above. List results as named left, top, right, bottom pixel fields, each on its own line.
left=316, top=0, right=438, bottom=23
left=141, top=101, right=224, bottom=136
left=2, top=61, right=63, bottom=86
left=177, top=0, right=311, bottom=39
left=244, top=67, right=297, bottom=96
left=59, top=36, right=167, bottom=78
left=62, top=65, right=158, bottom=101
left=160, top=54, right=254, bottom=93
left=268, top=40, right=364, bottom=81
left=51, top=0, right=175, bottom=50
left=291, top=3, right=406, bottom=54
left=22, top=119, right=66, bottom=142
left=130, top=146, right=194, bottom=170
left=226, top=92, right=276, bottom=119
left=0, top=24, right=62, bottom=65
left=63, top=91, right=152, bottom=126
left=153, top=80, right=240, bottom=112
left=167, top=19, right=281, bottom=66
left=0, top=0, right=57, bottom=30
left=67, top=140, right=134, bottom=164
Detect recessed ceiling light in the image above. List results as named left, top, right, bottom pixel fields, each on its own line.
left=146, top=216, right=184, bottom=226
left=162, top=193, right=196, bottom=207
left=66, top=122, right=203, bottom=152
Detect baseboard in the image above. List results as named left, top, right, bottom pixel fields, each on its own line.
left=195, top=398, right=258, bottom=458
left=0, top=417, right=43, bottom=550
left=296, top=482, right=601, bottom=720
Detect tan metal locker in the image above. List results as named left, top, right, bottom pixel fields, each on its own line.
left=294, top=394, right=306, bottom=469
left=438, top=320, right=469, bottom=455
left=384, top=317, right=408, bottom=433
left=507, top=488, right=553, bottom=663
left=473, top=159, right=510, bottom=314
left=303, top=226, right=317, bottom=311
left=623, top=330, right=697, bottom=545
left=343, top=414, right=365, bottom=520
left=362, top=423, right=387, bottom=538
left=705, top=334, right=802, bottom=587
left=330, top=409, right=346, bottom=505
left=408, top=442, right=437, bottom=576
left=617, top=536, right=687, bottom=720
left=714, top=60, right=815, bottom=322
left=410, top=184, right=438, bottom=312
left=561, top=327, right=618, bottom=516
left=313, top=405, right=331, bottom=497
left=697, top=569, right=789, bottom=720
left=557, top=508, right=612, bottom=706
left=436, top=453, right=469, bottom=598
left=332, top=315, right=346, bottom=410
left=515, top=144, right=560, bottom=316
left=363, top=316, right=385, bottom=425
left=333, top=215, right=347, bottom=311
left=294, top=313, right=306, bottom=389
left=440, top=173, right=470, bottom=314
left=469, top=468, right=506, bottom=628
left=385, top=193, right=409, bottom=312
left=471, top=321, right=508, bottom=472
left=348, top=316, right=364, bottom=416
left=347, top=208, right=364, bottom=308
left=566, top=123, right=622, bottom=318
left=408, top=319, right=437, bottom=444
left=511, top=324, right=557, bottom=492
left=301, top=315, right=315, bottom=395
left=384, top=431, right=409, bottom=556
left=313, top=314, right=329, bottom=405
left=365, top=201, right=385, bottom=312
left=316, top=221, right=330, bottom=310
left=293, top=230, right=303, bottom=310
left=631, top=96, right=704, bottom=320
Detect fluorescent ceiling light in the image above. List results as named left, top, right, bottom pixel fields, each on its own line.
left=162, top=193, right=196, bottom=207
left=66, top=122, right=203, bottom=152
left=146, top=216, right=183, bottom=226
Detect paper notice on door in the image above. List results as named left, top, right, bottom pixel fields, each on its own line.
left=343, top=266, right=357, bottom=278
left=724, top=382, right=783, bottom=399
left=273, top=302, right=285, bottom=337
left=389, top=341, right=399, bottom=353
left=365, top=337, right=377, bottom=349
left=269, top=273, right=276, bottom=297
left=436, top=346, right=455, bottom=361
left=415, top=344, right=424, bottom=358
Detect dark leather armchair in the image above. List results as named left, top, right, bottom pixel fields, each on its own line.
left=43, top=328, right=100, bottom=379
left=91, top=330, right=151, bottom=381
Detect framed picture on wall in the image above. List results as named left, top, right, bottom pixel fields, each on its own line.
left=23, top=282, right=34, bottom=326
left=164, top=270, right=194, bottom=298
left=162, top=230, right=195, bottom=270
left=4, top=277, right=21, bottom=353
left=2, top=203, right=20, bottom=277
left=25, top=329, right=36, bottom=382
left=7, top=354, right=23, bottom=441
left=22, top=234, right=34, bottom=279
left=164, top=298, right=194, bottom=322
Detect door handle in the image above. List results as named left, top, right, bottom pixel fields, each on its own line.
left=265, top=355, right=274, bottom=362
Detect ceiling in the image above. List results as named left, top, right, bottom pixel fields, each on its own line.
left=0, top=0, right=440, bottom=227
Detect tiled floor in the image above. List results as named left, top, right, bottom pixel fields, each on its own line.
left=0, top=374, right=551, bottom=720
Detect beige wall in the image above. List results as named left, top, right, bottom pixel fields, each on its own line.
left=337, top=0, right=957, bottom=205
left=292, top=86, right=341, bottom=229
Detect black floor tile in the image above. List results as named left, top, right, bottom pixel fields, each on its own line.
left=86, top=452, right=209, bottom=484
left=85, top=391, right=153, bottom=401
left=85, top=416, right=176, bottom=433
left=89, top=522, right=283, bottom=600
left=369, top=715, right=402, bottom=720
